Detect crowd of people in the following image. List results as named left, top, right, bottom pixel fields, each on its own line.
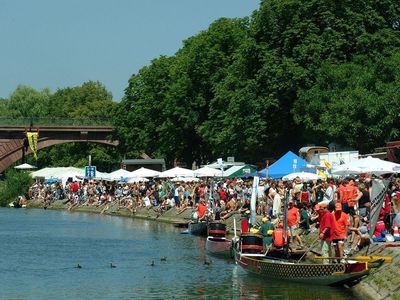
left=26, top=174, right=400, bottom=261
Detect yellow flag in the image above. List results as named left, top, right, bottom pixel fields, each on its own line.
left=26, top=132, right=39, bottom=160
left=317, top=169, right=327, bottom=179
left=323, top=159, right=332, bottom=169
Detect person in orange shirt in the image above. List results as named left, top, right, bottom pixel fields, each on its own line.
left=197, top=199, right=207, bottom=220
left=332, top=203, right=350, bottom=260
left=287, top=201, right=303, bottom=248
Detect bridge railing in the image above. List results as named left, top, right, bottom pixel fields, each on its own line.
left=0, top=117, right=112, bottom=127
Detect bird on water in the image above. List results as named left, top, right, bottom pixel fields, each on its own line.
left=110, top=263, right=116, bottom=268
left=76, top=264, right=82, bottom=269
left=150, top=260, right=155, bottom=266
left=160, top=257, right=167, bottom=261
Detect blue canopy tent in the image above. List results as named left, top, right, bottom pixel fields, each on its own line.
left=257, top=151, right=309, bottom=179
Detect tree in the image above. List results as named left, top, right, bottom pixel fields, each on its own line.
left=293, top=51, right=400, bottom=153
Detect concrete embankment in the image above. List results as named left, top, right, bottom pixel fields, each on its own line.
left=26, top=200, right=400, bottom=299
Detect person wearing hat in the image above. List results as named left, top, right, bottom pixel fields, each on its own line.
left=332, top=202, right=350, bottom=260
left=259, top=216, right=275, bottom=248
left=317, top=202, right=335, bottom=264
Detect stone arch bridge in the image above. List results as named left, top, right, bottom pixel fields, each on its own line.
left=0, top=123, right=118, bottom=173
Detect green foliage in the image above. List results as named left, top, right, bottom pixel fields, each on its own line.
left=0, top=169, right=33, bottom=207
left=293, top=51, right=400, bottom=152
left=114, top=0, right=400, bottom=165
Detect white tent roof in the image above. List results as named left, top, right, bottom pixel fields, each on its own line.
left=223, top=165, right=245, bottom=177
left=30, top=167, right=84, bottom=186
left=128, top=177, right=149, bottom=183
left=170, top=177, right=199, bottom=182
left=109, top=168, right=132, bottom=180
left=331, top=156, right=400, bottom=176
left=130, top=167, right=161, bottom=178
left=282, top=171, right=321, bottom=181
left=193, top=166, right=221, bottom=177
left=14, top=163, right=37, bottom=170
left=158, top=167, right=195, bottom=178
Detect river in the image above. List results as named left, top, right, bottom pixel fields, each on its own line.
left=0, top=208, right=357, bottom=299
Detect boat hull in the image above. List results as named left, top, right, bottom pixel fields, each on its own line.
left=188, top=221, right=208, bottom=236
left=205, top=237, right=232, bottom=258
left=234, top=249, right=369, bottom=286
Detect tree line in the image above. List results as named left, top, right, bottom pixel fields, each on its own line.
left=1, top=0, right=399, bottom=170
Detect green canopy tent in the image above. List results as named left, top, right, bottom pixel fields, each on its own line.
left=223, top=165, right=257, bottom=178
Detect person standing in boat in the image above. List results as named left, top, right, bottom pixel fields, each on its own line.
left=259, top=216, right=275, bottom=248
left=317, top=202, right=335, bottom=264
left=332, top=203, right=350, bottom=260
left=287, top=201, right=304, bottom=248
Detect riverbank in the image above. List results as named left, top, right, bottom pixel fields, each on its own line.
left=25, top=199, right=400, bottom=299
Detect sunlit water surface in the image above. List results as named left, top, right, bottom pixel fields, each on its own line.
left=0, top=208, right=357, bottom=299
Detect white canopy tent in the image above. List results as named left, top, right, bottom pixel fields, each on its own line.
left=30, top=167, right=84, bottom=185
left=170, top=177, right=199, bottom=182
left=158, top=167, right=195, bottom=178
left=193, top=166, right=221, bottom=177
left=331, top=156, right=400, bottom=176
left=14, top=163, right=37, bottom=170
left=129, top=167, right=161, bottom=178
left=282, top=171, right=321, bottom=181
left=127, top=177, right=149, bottom=183
left=108, top=168, right=132, bottom=180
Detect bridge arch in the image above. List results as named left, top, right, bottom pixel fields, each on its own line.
left=0, top=125, right=118, bottom=173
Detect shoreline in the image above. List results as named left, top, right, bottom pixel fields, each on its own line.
left=25, top=200, right=400, bottom=300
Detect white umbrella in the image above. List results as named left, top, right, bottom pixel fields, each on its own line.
left=331, top=156, right=400, bottom=176
left=14, top=163, right=37, bottom=170
left=193, top=166, right=221, bottom=177
left=158, top=167, right=195, bottom=178
left=282, top=171, right=321, bottom=181
left=129, top=167, right=161, bottom=178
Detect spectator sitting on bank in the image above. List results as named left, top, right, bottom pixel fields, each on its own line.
left=220, top=197, right=238, bottom=220
left=195, top=199, right=207, bottom=221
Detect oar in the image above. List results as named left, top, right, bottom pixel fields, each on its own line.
left=296, top=236, right=320, bottom=263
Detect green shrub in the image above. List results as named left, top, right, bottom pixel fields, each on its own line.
left=0, top=169, right=33, bottom=207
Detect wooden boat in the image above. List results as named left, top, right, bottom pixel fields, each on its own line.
left=234, top=233, right=369, bottom=286
left=234, top=248, right=369, bottom=286
left=188, top=220, right=208, bottom=236
left=205, top=222, right=232, bottom=257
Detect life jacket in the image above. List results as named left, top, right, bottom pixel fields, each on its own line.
left=272, top=228, right=287, bottom=248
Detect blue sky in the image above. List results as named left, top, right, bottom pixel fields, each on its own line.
left=0, top=0, right=260, bottom=101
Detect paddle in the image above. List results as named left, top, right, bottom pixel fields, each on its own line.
left=296, top=236, right=320, bottom=263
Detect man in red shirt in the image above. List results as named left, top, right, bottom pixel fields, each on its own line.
left=287, top=201, right=303, bottom=248
left=332, top=203, right=350, bottom=260
left=318, top=202, right=335, bottom=264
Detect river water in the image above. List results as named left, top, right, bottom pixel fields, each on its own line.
left=0, top=208, right=357, bottom=299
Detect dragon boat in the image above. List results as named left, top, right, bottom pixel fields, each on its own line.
left=233, top=233, right=369, bottom=286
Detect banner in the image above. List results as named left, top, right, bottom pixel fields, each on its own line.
left=250, top=176, right=259, bottom=227
left=26, top=132, right=39, bottom=160
left=369, top=178, right=390, bottom=237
